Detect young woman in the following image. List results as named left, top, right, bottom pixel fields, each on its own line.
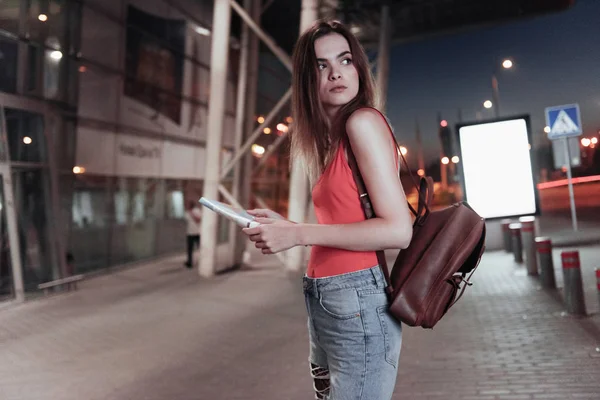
left=242, top=20, right=413, bottom=400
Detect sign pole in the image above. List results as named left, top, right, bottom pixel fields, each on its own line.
left=562, top=137, right=578, bottom=231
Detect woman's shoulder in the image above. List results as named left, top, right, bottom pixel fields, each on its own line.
left=345, top=107, right=392, bottom=138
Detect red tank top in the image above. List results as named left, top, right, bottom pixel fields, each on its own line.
left=307, top=114, right=398, bottom=278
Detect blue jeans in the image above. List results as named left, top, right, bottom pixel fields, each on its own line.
left=303, top=266, right=402, bottom=400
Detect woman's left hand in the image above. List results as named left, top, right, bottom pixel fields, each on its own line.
left=242, top=218, right=301, bottom=254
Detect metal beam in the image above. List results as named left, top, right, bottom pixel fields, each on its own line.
left=229, top=0, right=293, bottom=71
left=253, top=132, right=288, bottom=174
left=220, top=87, right=292, bottom=180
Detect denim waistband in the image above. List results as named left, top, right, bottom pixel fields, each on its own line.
left=302, top=266, right=387, bottom=298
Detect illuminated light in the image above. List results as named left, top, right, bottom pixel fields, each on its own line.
left=537, top=174, right=600, bottom=190
left=399, top=146, right=408, bottom=156
left=483, top=100, right=493, bottom=109
left=49, top=50, right=63, bottom=60
left=276, top=123, right=288, bottom=133
left=194, top=26, right=211, bottom=36
left=257, top=116, right=265, bottom=124
left=451, top=156, right=460, bottom=164
left=23, top=136, right=33, bottom=145
left=78, top=65, right=87, bottom=73
left=528, top=144, right=532, bottom=150
left=458, top=118, right=536, bottom=219
left=251, top=144, right=265, bottom=157
left=350, top=26, right=361, bottom=34
left=263, top=127, right=271, bottom=135
left=285, top=116, right=293, bottom=123
left=581, top=138, right=591, bottom=147
left=417, top=169, right=425, bottom=177
left=73, top=166, right=86, bottom=174
left=441, top=157, right=450, bottom=165
left=38, top=14, right=48, bottom=22
left=502, top=59, right=513, bottom=69
left=592, top=137, right=598, bottom=144
left=544, top=126, right=551, bottom=134
left=440, top=120, right=448, bottom=128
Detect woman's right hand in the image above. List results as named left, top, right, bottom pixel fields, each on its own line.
left=246, top=208, right=287, bottom=221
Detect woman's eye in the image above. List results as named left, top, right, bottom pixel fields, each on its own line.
left=341, top=58, right=353, bottom=65
left=318, top=63, right=327, bottom=70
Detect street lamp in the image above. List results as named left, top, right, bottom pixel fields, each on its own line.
left=483, top=100, right=493, bottom=109
left=441, top=157, right=450, bottom=165
left=491, top=58, right=514, bottom=118
left=399, top=146, right=408, bottom=156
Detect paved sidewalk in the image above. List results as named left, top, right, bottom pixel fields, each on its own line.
left=0, top=249, right=599, bottom=400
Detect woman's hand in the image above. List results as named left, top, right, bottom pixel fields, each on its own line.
left=242, top=218, right=302, bottom=254
left=246, top=209, right=287, bottom=221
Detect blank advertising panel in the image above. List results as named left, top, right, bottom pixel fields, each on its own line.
left=457, top=117, right=538, bottom=220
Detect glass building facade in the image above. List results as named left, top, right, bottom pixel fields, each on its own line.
left=0, top=0, right=266, bottom=301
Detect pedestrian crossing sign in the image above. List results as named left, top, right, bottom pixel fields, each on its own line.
left=544, top=104, right=582, bottom=140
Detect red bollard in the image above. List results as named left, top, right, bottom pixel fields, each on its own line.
left=509, top=223, right=523, bottom=263
left=501, top=219, right=512, bottom=252
left=561, top=251, right=587, bottom=316
left=596, top=268, right=600, bottom=312
left=535, top=237, right=556, bottom=289
left=519, top=217, right=538, bottom=276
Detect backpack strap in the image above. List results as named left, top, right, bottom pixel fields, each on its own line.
left=346, top=147, right=394, bottom=296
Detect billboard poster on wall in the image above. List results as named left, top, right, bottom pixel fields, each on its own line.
left=455, top=116, right=540, bottom=220
left=124, top=5, right=185, bottom=124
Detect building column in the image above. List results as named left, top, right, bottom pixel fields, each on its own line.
left=285, top=0, right=318, bottom=271
left=199, top=0, right=232, bottom=277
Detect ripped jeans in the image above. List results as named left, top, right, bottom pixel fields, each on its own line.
left=303, top=266, right=402, bottom=400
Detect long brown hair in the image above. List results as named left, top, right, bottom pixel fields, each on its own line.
left=290, top=20, right=378, bottom=184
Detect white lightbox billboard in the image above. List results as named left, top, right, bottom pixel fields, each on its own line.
left=457, top=117, right=539, bottom=219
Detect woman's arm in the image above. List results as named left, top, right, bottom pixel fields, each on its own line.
left=296, top=108, right=413, bottom=251
left=244, top=108, right=413, bottom=254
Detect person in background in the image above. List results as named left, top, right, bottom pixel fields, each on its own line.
left=184, top=201, right=202, bottom=268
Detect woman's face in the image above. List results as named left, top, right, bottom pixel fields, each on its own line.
left=314, top=33, right=359, bottom=116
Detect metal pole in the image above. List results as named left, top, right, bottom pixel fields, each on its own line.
left=229, top=0, right=292, bottom=72
left=199, top=0, right=232, bottom=278
left=501, top=219, right=512, bottom=252
left=376, top=4, right=391, bottom=111
left=286, top=0, right=318, bottom=272
left=509, top=223, right=523, bottom=264
left=535, top=237, right=556, bottom=289
left=519, top=216, right=538, bottom=276
left=561, top=251, right=586, bottom=316
left=235, top=0, right=261, bottom=264
left=229, top=0, right=252, bottom=259
left=491, top=74, right=500, bottom=118
left=562, top=137, right=578, bottom=231
left=596, top=268, right=600, bottom=312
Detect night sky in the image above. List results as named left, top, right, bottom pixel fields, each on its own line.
left=386, top=0, right=600, bottom=165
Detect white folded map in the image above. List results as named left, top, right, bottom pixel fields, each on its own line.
left=199, top=197, right=260, bottom=228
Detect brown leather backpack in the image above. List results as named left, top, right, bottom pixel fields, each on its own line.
left=347, top=143, right=486, bottom=329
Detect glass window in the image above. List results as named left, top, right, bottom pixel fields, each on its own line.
left=109, top=177, right=158, bottom=265
left=69, top=174, right=110, bottom=274
left=0, top=38, right=18, bottom=93
left=165, top=179, right=185, bottom=219
left=156, top=179, right=186, bottom=256
left=12, top=167, right=58, bottom=291
left=0, top=0, right=21, bottom=35
left=4, top=108, right=47, bottom=163
left=0, top=172, right=14, bottom=301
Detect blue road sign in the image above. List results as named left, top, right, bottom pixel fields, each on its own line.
left=544, top=104, right=582, bottom=140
